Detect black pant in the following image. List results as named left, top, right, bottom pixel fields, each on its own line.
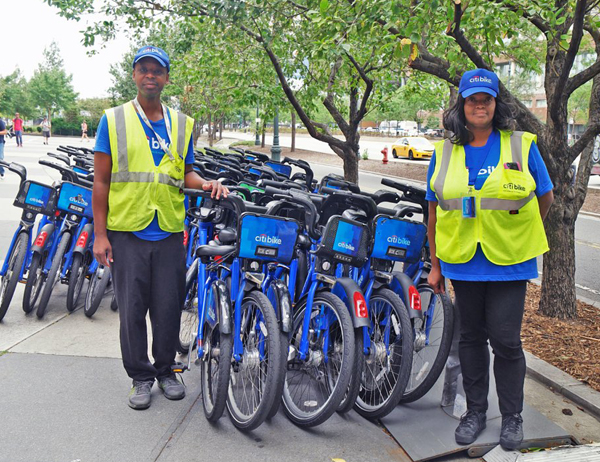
left=451, top=279, right=527, bottom=416
left=109, top=231, right=186, bottom=382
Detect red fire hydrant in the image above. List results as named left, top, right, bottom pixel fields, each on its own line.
left=381, top=146, right=389, bottom=164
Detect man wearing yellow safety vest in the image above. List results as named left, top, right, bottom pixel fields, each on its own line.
left=426, top=69, right=554, bottom=450
left=92, top=46, right=228, bottom=410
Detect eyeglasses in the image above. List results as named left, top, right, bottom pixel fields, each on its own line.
left=465, top=95, right=495, bottom=106
left=136, top=66, right=167, bottom=77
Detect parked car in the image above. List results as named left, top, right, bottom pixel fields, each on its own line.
left=391, top=137, right=435, bottom=160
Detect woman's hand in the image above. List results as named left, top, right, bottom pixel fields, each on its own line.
left=428, top=265, right=446, bottom=294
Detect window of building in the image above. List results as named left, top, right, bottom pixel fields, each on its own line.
left=522, top=100, right=532, bottom=108
left=536, top=99, right=547, bottom=108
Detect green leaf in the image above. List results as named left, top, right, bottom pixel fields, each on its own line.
left=410, top=32, right=420, bottom=43
left=320, top=0, right=329, bottom=15
left=555, top=16, right=566, bottom=25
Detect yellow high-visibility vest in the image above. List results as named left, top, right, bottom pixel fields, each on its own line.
left=105, top=101, right=194, bottom=233
left=430, top=130, right=549, bottom=265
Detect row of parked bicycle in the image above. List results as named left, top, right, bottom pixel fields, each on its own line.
left=0, top=144, right=454, bottom=432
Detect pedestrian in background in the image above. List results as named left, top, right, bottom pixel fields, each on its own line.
left=81, top=120, right=89, bottom=142
left=40, top=117, right=51, bottom=145
left=12, top=113, right=23, bottom=147
left=0, top=117, right=7, bottom=178
left=426, top=69, right=554, bottom=450
left=92, top=45, right=228, bottom=410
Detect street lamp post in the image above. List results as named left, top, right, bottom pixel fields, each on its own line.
left=271, top=107, right=281, bottom=161
left=255, top=103, right=260, bottom=146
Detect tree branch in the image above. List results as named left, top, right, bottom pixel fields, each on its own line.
left=486, top=0, right=550, bottom=33
left=448, top=1, right=491, bottom=70
left=566, top=59, right=600, bottom=94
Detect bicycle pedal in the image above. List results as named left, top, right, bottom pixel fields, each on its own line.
left=171, top=362, right=188, bottom=374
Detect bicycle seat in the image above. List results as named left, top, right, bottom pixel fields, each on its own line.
left=196, top=245, right=236, bottom=257
left=217, top=227, right=237, bottom=244
left=342, top=209, right=367, bottom=221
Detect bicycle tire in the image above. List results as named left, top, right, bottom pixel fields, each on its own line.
left=37, top=232, right=70, bottom=319
left=0, top=232, right=28, bottom=321
left=66, top=253, right=89, bottom=312
left=282, top=291, right=355, bottom=427
left=84, top=265, right=111, bottom=318
left=400, top=287, right=454, bottom=404
left=354, top=288, right=413, bottom=420
left=227, top=290, right=282, bottom=431
left=178, top=262, right=199, bottom=354
left=201, top=285, right=233, bottom=422
left=336, top=327, right=365, bottom=414
left=23, top=252, right=47, bottom=314
left=266, top=330, right=289, bottom=420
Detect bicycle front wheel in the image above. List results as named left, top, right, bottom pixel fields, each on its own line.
left=37, top=233, right=70, bottom=319
left=400, top=287, right=454, bottom=403
left=84, top=265, right=111, bottom=318
left=354, top=288, right=413, bottom=420
left=0, top=232, right=28, bottom=321
left=23, top=252, right=47, bottom=314
left=227, top=290, right=282, bottom=431
left=282, top=291, right=355, bottom=427
left=178, top=262, right=199, bottom=354
left=66, top=253, right=90, bottom=312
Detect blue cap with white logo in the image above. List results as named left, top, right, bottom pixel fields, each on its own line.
left=459, top=68, right=499, bottom=98
left=132, top=46, right=170, bottom=72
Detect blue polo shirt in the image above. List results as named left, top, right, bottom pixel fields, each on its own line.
left=425, top=130, right=553, bottom=281
left=95, top=112, right=195, bottom=241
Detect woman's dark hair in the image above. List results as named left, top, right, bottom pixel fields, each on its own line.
left=442, top=93, right=516, bottom=145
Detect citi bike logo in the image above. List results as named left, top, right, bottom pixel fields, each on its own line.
left=29, top=197, right=45, bottom=206
left=70, top=194, right=89, bottom=207
left=255, top=234, right=282, bottom=245
left=503, top=183, right=525, bottom=192
left=336, top=242, right=355, bottom=252
left=387, top=235, right=411, bottom=246
left=469, top=76, right=493, bottom=84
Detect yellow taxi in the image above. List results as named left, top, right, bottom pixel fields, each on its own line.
left=391, top=137, right=435, bottom=160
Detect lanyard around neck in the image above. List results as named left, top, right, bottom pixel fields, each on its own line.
left=132, top=98, right=174, bottom=161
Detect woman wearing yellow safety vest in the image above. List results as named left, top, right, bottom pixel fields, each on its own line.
left=92, top=46, right=228, bottom=411
left=426, top=69, right=554, bottom=450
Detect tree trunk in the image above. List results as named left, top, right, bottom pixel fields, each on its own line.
left=192, top=121, right=201, bottom=147
left=261, top=120, right=266, bottom=148
left=208, top=113, right=213, bottom=147
left=219, top=118, right=223, bottom=141
left=331, top=144, right=359, bottom=184
left=291, top=111, right=296, bottom=152
left=539, top=187, right=577, bottom=318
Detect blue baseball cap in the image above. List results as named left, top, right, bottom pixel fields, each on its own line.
left=132, top=46, right=170, bottom=72
left=459, top=69, right=499, bottom=98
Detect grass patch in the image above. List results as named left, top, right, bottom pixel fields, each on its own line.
left=0, top=351, right=8, bottom=357
left=228, top=140, right=254, bottom=147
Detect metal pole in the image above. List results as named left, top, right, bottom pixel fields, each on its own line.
left=255, top=103, right=260, bottom=146
left=271, top=107, right=281, bottom=161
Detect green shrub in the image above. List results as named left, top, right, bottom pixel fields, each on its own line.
left=36, top=126, right=42, bottom=133
left=229, top=140, right=253, bottom=147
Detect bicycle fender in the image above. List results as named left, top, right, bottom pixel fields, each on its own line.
left=332, top=277, right=370, bottom=328
left=391, top=271, right=423, bottom=319
left=268, top=279, right=292, bottom=333
left=73, top=223, right=94, bottom=254
left=31, top=223, right=55, bottom=254
left=212, top=280, right=232, bottom=334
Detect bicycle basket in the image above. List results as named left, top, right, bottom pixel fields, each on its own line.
left=56, top=182, right=93, bottom=218
left=265, top=161, right=292, bottom=178
left=13, top=180, right=58, bottom=216
left=314, top=215, right=370, bottom=266
left=238, top=213, right=300, bottom=264
left=371, top=214, right=427, bottom=263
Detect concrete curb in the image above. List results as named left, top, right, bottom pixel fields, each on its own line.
left=525, top=351, right=600, bottom=421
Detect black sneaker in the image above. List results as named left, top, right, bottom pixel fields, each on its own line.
left=157, top=374, right=185, bottom=400
left=128, top=380, right=153, bottom=410
left=455, top=410, right=487, bottom=445
left=500, top=413, right=523, bottom=450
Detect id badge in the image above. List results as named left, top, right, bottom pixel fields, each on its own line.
left=462, top=196, right=476, bottom=218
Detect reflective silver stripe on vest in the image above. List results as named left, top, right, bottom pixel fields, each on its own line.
left=437, top=197, right=463, bottom=211
left=113, top=105, right=128, bottom=172
left=510, top=131, right=524, bottom=166
left=111, top=172, right=154, bottom=183
left=433, top=140, right=454, bottom=201
left=158, top=173, right=185, bottom=189
left=177, top=112, right=187, bottom=159
left=480, top=191, right=535, bottom=210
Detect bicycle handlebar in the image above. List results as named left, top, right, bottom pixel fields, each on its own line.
left=39, top=159, right=80, bottom=183
left=0, top=160, right=27, bottom=184
left=182, top=188, right=246, bottom=217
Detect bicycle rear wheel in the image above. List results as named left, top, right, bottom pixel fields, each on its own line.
left=66, top=253, right=90, bottom=312
left=282, top=291, right=355, bottom=427
left=227, top=290, right=282, bottom=431
left=400, top=287, right=454, bottom=403
left=336, top=327, right=365, bottom=414
left=84, top=265, right=111, bottom=318
left=37, top=233, right=70, bottom=319
left=178, top=261, right=199, bottom=354
left=23, top=252, right=47, bottom=314
left=0, top=232, right=28, bottom=321
left=354, top=288, right=413, bottom=420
